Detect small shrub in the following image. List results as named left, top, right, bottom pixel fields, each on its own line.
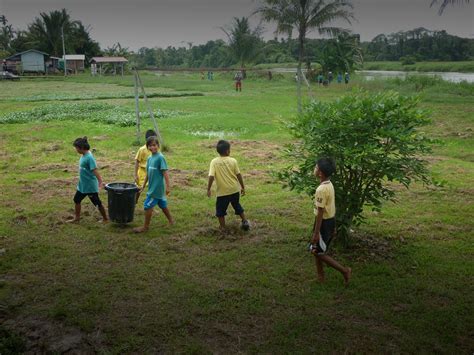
left=277, top=90, right=435, bottom=244
left=400, top=56, right=416, bottom=65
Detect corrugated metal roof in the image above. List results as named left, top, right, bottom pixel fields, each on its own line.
left=5, top=49, right=49, bottom=60
left=91, top=57, right=128, bottom=63
left=63, top=54, right=85, bottom=60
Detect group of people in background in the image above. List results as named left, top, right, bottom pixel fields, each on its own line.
left=317, top=71, right=350, bottom=86
left=201, top=69, right=351, bottom=92
left=200, top=70, right=244, bottom=92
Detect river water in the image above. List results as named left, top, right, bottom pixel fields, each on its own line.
left=271, top=68, right=474, bottom=83
left=356, top=70, right=474, bottom=83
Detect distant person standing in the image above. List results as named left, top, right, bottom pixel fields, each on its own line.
left=328, top=71, right=333, bottom=83
left=201, top=71, right=205, bottom=80
left=91, top=63, right=97, bottom=76
left=210, top=71, right=214, bottom=81
left=2, top=60, right=7, bottom=72
left=344, top=72, right=350, bottom=84
left=337, top=72, right=343, bottom=84
left=234, top=71, right=243, bottom=92
left=318, top=73, right=324, bottom=86
left=268, top=70, right=273, bottom=80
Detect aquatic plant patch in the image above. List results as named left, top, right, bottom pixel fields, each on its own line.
left=0, top=102, right=189, bottom=126
left=1, top=92, right=204, bottom=102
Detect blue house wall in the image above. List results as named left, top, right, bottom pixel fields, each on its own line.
left=21, top=51, right=45, bottom=72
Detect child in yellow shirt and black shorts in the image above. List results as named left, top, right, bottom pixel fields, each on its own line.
left=310, top=157, right=351, bottom=286
left=134, top=130, right=156, bottom=203
left=207, top=140, right=250, bottom=231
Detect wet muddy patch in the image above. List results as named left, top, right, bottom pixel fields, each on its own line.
left=1, top=315, right=105, bottom=354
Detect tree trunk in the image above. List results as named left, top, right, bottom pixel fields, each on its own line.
left=297, top=30, right=305, bottom=114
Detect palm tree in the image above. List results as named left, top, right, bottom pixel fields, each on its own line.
left=0, top=14, right=14, bottom=53
left=221, top=17, right=263, bottom=69
left=27, top=9, right=78, bottom=56
left=317, top=32, right=362, bottom=74
left=431, top=0, right=470, bottom=14
left=256, top=0, right=354, bottom=112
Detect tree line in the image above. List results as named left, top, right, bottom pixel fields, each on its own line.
left=362, top=28, right=474, bottom=62
left=2, top=2, right=473, bottom=71
left=0, top=10, right=101, bottom=60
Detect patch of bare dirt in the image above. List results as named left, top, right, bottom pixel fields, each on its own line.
left=12, top=215, right=28, bottom=226
left=27, top=163, right=73, bottom=173
left=169, top=168, right=207, bottom=187
left=45, top=143, right=61, bottom=152
left=423, top=155, right=447, bottom=164
left=455, top=187, right=474, bottom=195
left=98, top=159, right=131, bottom=180
left=185, top=219, right=275, bottom=244
left=1, top=315, right=105, bottom=354
left=91, top=135, right=109, bottom=141
left=21, top=178, right=76, bottom=200
left=449, top=128, right=473, bottom=139
left=338, top=232, right=399, bottom=263
left=200, top=140, right=280, bottom=161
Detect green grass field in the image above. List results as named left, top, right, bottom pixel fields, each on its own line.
left=0, top=72, right=473, bottom=353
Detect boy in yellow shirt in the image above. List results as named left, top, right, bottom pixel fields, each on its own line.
left=310, top=157, right=351, bottom=285
left=207, top=140, right=250, bottom=231
left=134, top=130, right=156, bottom=202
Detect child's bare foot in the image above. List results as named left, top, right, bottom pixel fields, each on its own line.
left=343, top=267, right=352, bottom=286
left=66, top=218, right=80, bottom=224
left=168, top=219, right=175, bottom=226
left=99, top=219, right=109, bottom=224
left=133, top=226, right=148, bottom=233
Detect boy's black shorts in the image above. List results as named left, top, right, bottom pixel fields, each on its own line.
left=315, top=218, right=336, bottom=255
left=216, top=192, right=244, bottom=217
left=73, top=190, right=102, bottom=207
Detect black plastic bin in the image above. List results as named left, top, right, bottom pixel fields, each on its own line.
left=105, top=183, right=139, bottom=223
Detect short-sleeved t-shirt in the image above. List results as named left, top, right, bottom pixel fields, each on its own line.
left=314, top=180, right=336, bottom=219
left=209, top=156, right=241, bottom=197
left=146, top=152, right=168, bottom=199
left=135, top=144, right=151, bottom=170
left=77, top=152, right=99, bottom=193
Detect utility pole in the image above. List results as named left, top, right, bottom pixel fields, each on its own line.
left=61, top=25, right=67, bottom=77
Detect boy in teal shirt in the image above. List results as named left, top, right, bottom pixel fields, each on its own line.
left=134, top=136, right=174, bottom=233
left=68, top=137, right=108, bottom=223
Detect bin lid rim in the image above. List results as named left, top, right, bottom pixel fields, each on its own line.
left=105, top=182, right=139, bottom=191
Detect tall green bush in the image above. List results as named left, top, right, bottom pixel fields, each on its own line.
left=277, top=90, right=435, bottom=244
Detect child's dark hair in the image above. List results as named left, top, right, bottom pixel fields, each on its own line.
left=73, top=136, right=90, bottom=150
left=145, top=129, right=156, bottom=139
left=216, top=140, right=230, bottom=155
left=146, top=136, right=159, bottom=148
left=317, top=157, right=336, bottom=177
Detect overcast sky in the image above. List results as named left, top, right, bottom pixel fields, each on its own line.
left=1, top=0, right=473, bottom=50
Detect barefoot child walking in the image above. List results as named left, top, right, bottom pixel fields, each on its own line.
left=310, top=158, right=351, bottom=285
left=134, top=136, right=174, bottom=233
left=69, top=137, right=108, bottom=223
left=134, top=129, right=157, bottom=203
left=207, top=140, right=250, bottom=231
